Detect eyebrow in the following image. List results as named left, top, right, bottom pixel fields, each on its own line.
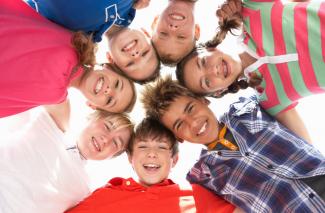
left=172, top=101, right=193, bottom=130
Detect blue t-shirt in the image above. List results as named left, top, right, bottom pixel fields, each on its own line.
left=25, top=0, right=136, bottom=42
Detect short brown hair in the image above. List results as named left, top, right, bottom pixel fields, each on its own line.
left=88, top=110, right=135, bottom=157
left=141, top=75, right=198, bottom=120
left=127, top=117, right=178, bottom=157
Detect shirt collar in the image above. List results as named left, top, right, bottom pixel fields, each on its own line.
left=106, top=177, right=175, bottom=191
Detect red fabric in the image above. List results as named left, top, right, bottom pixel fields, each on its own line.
left=66, top=177, right=235, bottom=213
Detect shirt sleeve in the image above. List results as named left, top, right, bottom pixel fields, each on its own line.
left=192, top=184, right=235, bottom=213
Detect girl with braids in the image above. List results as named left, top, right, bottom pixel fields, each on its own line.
left=176, top=0, right=325, bottom=143
left=0, top=0, right=136, bottom=118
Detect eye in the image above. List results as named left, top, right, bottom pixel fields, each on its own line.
left=160, top=32, right=168, bottom=36
left=175, top=121, right=183, bottom=131
left=159, top=145, right=169, bottom=150
left=104, top=123, right=111, bottom=132
left=177, top=35, right=186, bottom=40
left=126, top=61, right=134, bottom=67
left=106, top=96, right=113, bottom=105
left=205, top=78, right=210, bottom=88
left=188, top=104, right=194, bottom=114
left=115, top=80, right=120, bottom=89
left=142, top=50, right=149, bottom=57
left=201, top=57, right=206, bottom=67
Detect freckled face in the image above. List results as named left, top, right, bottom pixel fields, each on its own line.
left=161, top=96, right=220, bottom=144
left=183, top=48, right=242, bottom=94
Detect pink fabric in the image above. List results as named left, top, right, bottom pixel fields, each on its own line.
left=0, top=0, right=82, bottom=118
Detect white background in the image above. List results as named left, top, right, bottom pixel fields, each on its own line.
left=1, top=0, right=325, bottom=191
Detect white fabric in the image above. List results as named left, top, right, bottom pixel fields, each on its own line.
left=0, top=109, right=90, bottom=213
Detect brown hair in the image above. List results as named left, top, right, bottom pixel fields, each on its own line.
left=71, top=31, right=97, bottom=70
left=88, top=110, right=135, bottom=157
left=141, top=75, right=198, bottom=120
left=127, top=117, right=179, bottom=157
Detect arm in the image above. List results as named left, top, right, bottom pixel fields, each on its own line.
left=275, top=108, right=312, bottom=144
left=233, top=207, right=245, bottom=213
left=44, top=99, right=71, bottom=133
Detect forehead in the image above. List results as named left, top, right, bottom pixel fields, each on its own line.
left=161, top=96, right=193, bottom=123
left=135, top=135, right=171, bottom=145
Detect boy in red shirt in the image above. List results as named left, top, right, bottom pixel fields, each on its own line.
left=67, top=117, right=238, bottom=213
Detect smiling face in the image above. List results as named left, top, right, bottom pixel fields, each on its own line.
left=77, top=118, right=132, bottom=160
left=183, top=48, right=242, bottom=94
left=151, top=0, right=199, bottom=63
left=108, top=28, right=159, bottom=81
left=128, top=136, right=178, bottom=187
left=161, top=96, right=219, bottom=144
left=79, top=66, right=135, bottom=113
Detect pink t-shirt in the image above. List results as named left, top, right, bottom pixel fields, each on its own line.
left=0, top=0, right=82, bottom=118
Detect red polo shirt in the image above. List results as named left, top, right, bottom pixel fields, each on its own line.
left=66, top=177, right=235, bottom=213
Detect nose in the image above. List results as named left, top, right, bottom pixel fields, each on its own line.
left=168, top=23, right=179, bottom=31
left=104, top=86, right=115, bottom=95
left=99, top=135, right=109, bottom=145
left=147, top=148, right=158, bottom=158
left=131, top=50, right=140, bottom=58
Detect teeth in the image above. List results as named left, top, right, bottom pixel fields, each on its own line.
left=122, top=40, right=137, bottom=52
left=222, top=61, right=228, bottom=78
left=144, top=164, right=159, bottom=168
left=198, top=122, right=207, bottom=135
left=170, top=14, right=185, bottom=20
left=92, top=137, right=101, bottom=152
left=95, top=77, right=104, bottom=94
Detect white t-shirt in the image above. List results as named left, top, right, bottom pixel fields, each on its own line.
left=0, top=109, right=90, bottom=213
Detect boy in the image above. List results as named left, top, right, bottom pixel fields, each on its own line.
left=141, top=76, right=325, bottom=212
left=24, top=0, right=151, bottom=42
left=151, top=0, right=200, bottom=65
left=106, top=28, right=161, bottom=84
left=66, top=117, right=237, bottom=212
left=0, top=100, right=134, bottom=212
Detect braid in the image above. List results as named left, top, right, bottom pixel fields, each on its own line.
left=205, top=11, right=243, bottom=48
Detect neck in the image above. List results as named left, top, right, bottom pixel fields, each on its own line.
left=239, top=51, right=257, bottom=72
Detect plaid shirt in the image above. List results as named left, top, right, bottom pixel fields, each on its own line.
left=187, top=96, right=325, bottom=213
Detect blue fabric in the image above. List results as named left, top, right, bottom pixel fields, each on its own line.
left=187, top=96, right=325, bottom=212
left=25, top=0, right=136, bottom=42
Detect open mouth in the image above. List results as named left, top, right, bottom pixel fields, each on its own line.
left=94, top=77, right=104, bottom=94
left=197, top=121, right=208, bottom=136
left=122, top=40, right=137, bottom=52
left=91, top=137, right=101, bottom=152
left=169, top=13, right=185, bottom=21
left=143, top=163, right=160, bottom=172
left=222, top=60, right=229, bottom=78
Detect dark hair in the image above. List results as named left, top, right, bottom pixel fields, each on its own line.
left=141, top=75, right=199, bottom=120
left=127, top=117, right=179, bottom=157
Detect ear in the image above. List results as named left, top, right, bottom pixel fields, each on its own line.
left=198, top=97, right=210, bottom=105
left=151, top=15, right=159, bottom=31
left=141, top=27, right=151, bottom=38
left=106, top=52, right=114, bottom=63
left=171, top=154, right=179, bottom=168
left=86, top=101, right=97, bottom=110
left=194, top=24, right=201, bottom=41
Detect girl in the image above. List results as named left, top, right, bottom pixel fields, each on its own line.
left=24, top=0, right=151, bottom=42
left=176, top=0, right=325, bottom=143
left=0, top=0, right=136, bottom=118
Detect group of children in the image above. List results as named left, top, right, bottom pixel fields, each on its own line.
left=1, top=0, right=325, bottom=212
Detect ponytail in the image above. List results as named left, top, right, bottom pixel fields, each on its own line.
left=205, top=11, right=242, bottom=48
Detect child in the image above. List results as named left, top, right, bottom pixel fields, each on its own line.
left=151, top=0, right=200, bottom=65
left=141, top=75, right=325, bottom=212
left=66, top=117, right=238, bottom=213
left=176, top=0, right=325, bottom=143
left=24, top=0, right=151, bottom=42
left=106, top=27, right=161, bottom=84
left=0, top=0, right=136, bottom=118
left=0, top=100, right=134, bottom=212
